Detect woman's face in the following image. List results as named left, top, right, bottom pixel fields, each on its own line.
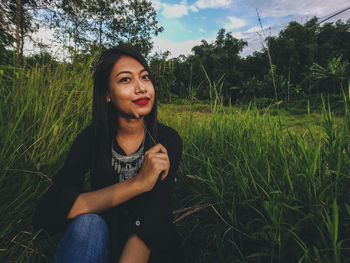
left=107, top=56, right=155, bottom=118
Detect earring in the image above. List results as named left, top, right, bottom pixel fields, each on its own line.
left=106, top=97, right=111, bottom=103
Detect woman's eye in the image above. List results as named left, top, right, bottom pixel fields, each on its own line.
left=142, top=74, right=150, bottom=80
left=120, top=77, right=130, bottom=83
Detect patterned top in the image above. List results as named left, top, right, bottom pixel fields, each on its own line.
left=111, top=135, right=145, bottom=182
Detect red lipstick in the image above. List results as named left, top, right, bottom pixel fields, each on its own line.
left=133, top=97, right=150, bottom=105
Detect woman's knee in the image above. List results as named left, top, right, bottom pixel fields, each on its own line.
left=55, top=214, right=109, bottom=262
left=68, top=213, right=109, bottom=242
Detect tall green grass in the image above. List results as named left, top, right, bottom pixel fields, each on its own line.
left=0, top=60, right=94, bottom=262
left=1, top=60, right=349, bottom=262
left=162, top=95, right=350, bottom=262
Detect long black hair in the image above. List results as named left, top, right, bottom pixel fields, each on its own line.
left=92, top=46, right=158, bottom=187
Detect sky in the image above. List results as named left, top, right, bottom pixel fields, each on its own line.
left=28, top=0, right=350, bottom=59
left=150, top=0, right=350, bottom=58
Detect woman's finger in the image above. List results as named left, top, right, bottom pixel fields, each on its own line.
left=150, top=152, right=169, bottom=161
left=160, top=170, right=168, bottom=180
left=147, top=143, right=167, bottom=154
left=148, top=156, right=169, bottom=180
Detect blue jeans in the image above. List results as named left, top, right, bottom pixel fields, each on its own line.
left=54, top=213, right=109, bottom=263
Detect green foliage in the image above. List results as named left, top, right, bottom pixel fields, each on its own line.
left=47, top=0, right=163, bottom=57
left=267, top=18, right=319, bottom=85
left=149, top=29, right=247, bottom=102
left=0, top=57, right=94, bottom=262
left=310, top=56, right=349, bottom=93
left=188, top=29, right=247, bottom=101
left=0, top=0, right=51, bottom=65
left=242, top=71, right=292, bottom=101
left=316, top=20, right=350, bottom=65
left=0, top=2, right=15, bottom=51
left=150, top=52, right=177, bottom=103
left=1, top=0, right=163, bottom=63
left=202, top=66, right=224, bottom=114
left=259, top=18, right=350, bottom=97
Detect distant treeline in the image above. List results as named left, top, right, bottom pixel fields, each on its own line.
left=150, top=17, right=350, bottom=104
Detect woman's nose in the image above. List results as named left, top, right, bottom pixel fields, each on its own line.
left=135, top=78, right=147, bottom=93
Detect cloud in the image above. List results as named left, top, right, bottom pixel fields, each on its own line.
left=189, top=5, right=199, bottom=12
left=152, top=37, right=202, bottom=58
left=245, top=25, right=271, bottom=33
left=230, top=32, right=244, bottom=39
left=193, top=0, right=233, bottom=9
left=161, top=3, right=188, bottom=18
left=224, top=16, right=245, bottom=30
left=159, top=0, right=235, bottom=18
left=243, top=0, right=349, bottom=18
left=199, top=28, right=205, bottom=32
left=246, top=26, right=261, bottom=33
left=149, top=0, right=162, bottom=11
left=238, top=22, right=289, bottom=57
left=240, top=39, right=264, bottom=57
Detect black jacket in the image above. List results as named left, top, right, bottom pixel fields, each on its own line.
left=33, top=123, right=183, bottom=262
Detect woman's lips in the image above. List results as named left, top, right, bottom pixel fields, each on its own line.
left=133, top=97, right=150, bottom=105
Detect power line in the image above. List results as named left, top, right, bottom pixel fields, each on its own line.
left=319, top=6, right=350, bottom=24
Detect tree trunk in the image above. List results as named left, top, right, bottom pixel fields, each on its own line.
left=74, top=22, right=77, bottom=54
left=20, top=13, right=24, bottom=61
left=99, top=20, right=102, bottom=48
left=15, top=0, right=22, bottom=67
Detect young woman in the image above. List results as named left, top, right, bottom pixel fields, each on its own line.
left=33, top=46, right=183, bottom=263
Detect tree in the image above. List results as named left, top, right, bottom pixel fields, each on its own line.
left=265, top=17, right=350, bottom=96
left=48, top=0, right=163, bottom=57
left=150, top=51, right=175, bottom=102
left=0, top=2, right=15, bottom=58
left=316, top=20, right=350, bottom=66
left=267, top=17, right=319, bottom=88
left=188, top=29, right=247, bottom=100
left=310, top=56, right=349, bottom=93
left=0, top=0, right=50, bottom=66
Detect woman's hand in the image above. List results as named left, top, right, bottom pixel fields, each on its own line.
left=136, top=143, right=170, bottom=192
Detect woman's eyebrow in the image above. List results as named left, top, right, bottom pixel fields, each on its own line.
left=116, top=71, right=132, bottom=76
left=116, top=68, right=147, bottom=77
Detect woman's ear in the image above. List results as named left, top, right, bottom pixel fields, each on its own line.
left=105, top=93, right=111, bottom=103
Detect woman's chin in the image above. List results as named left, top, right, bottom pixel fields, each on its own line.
left=132, top=104, right=153, bottom=115
left=126, top=107, right=152, bottom=119
left=135, top=109, right=152, bottom=118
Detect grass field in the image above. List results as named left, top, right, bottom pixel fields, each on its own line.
left=1, top=61, right=350, bottom=262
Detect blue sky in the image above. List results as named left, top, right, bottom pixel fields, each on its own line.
left=27, top=0, right=349, bottom=59
left=150, top=0, right=350, bottom=57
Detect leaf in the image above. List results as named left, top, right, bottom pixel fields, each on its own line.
left=332, top=198, right=338, bottom=245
